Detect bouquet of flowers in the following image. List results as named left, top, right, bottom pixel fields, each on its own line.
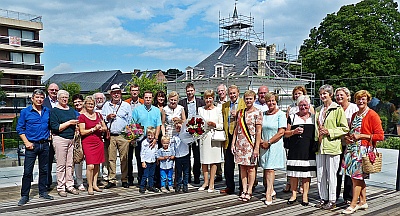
left=186, top=116, right=205, bottom=138
left=122, top=123, right=144, bottom=142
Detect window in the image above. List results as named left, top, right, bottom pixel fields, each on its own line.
left=216, top=66, right=223, bottom=77
left=10, top=52, right=36, bottom=63
left=186, top=69, right=193, bottom=80
left=8, top=29, right=35, bottom=40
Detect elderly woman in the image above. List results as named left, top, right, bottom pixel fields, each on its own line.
left=284, top=86, right=314, bottom=193
left=284, top=95, right=316, bottom=206
left=72, top=94, right=86, bottom=192
left=162, top=91, right=186, bottom=137
left=231, top=90, right=262, bottom=201
left=341, top=90, right=384, bottom=214
left=197, top=90, right=224, bottom=193
left=334, top=87, right=358, bottom=204
left=260, top=93, right=287, bottom=205
left=314, top=84, right=349, bottom=210
left=50, top=90, right=80, bottom=197
left=79, top=96, right=107, bottom=195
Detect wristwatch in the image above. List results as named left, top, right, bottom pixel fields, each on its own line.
left=268, top=140, right=271, bottom=145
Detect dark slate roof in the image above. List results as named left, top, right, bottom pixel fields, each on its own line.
left=177, top=42, right=258, bottom=80
left=112, top=73, right=134, bottom=91
left=45, top=70, right=121, bottom=93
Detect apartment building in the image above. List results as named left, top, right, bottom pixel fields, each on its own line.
left=0, top=9, right=44, bottom=126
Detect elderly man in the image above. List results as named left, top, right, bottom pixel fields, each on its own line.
left=17, top=89, right=54, bottom=206
left=93, top=92, right=108, bottom=184
left=254, top=85, right=269, bottom=112
left=124, top=83, right=144, bottom=186
left=221, top=85, right=246, bottom=194
left=215, top=84, right=228, bottom=182
left=178, top=83, right=205, bottom=184
left=43, top=83, right=59, bottom=190
left=102, top=84, right=132, bottom=189
left=132, top=90, right=162, bottom=190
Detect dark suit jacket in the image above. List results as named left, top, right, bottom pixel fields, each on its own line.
left=43, top=97, right=53, bottom=110
left=178, top=97, right=205, bottom=119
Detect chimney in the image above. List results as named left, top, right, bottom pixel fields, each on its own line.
left=257, top=44, right=266, bottom=76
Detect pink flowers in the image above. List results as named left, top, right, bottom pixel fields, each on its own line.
left=122, top=123, right=144, bottom=141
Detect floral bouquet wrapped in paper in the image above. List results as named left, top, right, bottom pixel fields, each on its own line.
left=179, top=115, right=207, bottom=145
left=122, top=123, right=144, bottom=146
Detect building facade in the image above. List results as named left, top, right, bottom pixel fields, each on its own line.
left=0, top=9, right=44, bottom=127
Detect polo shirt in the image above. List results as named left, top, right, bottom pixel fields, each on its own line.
left=132, top=104, right=162, bottom=134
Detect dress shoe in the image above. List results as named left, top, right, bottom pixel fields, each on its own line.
left=175, top=185, right=182, bottom=193
left=207, top=188, right=215, bottom=193
left=220, top=188, right=234, bottom=195
left=39, top=193, right=54, bottom=200
left=122, top=182, right=130, bottom=188
left=139, top=188, right=146, bottom=194
left=215, top=175, right=223, bottom=182
left=182, top=186, right=189, bottom=193
left=104, top=182, right=116, bottom=189
left=18, top=196, right=29, bottom=206
left=287, top=198, right=297, bottom=205
left=194, top=178, right=200, bottom=184
left=148, top=187, right=160, bottom=193
left=264, top=200, right=273, bottom=206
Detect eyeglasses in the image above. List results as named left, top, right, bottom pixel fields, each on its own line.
left=49, top=89, right=59, bottom=92
left=73, top=101, right=83, bottom=104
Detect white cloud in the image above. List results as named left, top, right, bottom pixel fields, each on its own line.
left=140, top=48, right=208, bottom=61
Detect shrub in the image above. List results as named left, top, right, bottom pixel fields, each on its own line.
left=377, top=137, right=400, bottom=150
left=1, top=138, right=21, bottom=149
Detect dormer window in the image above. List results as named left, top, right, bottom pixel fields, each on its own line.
left=186, top=69, right=193, bottom=80
left=215, top=66, right=223, bottom=77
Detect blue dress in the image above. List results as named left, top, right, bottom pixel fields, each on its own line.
left=259, top=110, right=287, bottom=169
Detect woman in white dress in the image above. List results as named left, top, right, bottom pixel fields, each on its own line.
left=162, top=91, right=186, bottom=137
left=197, top=90, right=224, bottom=192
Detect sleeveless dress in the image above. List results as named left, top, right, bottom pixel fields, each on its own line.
left=286, top=114, right=316, bottom=178
left=163, top=105, right=185, bottom=137
left=78, top=114, right=105, bottom=165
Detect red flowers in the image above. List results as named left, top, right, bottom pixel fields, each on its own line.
left=186, top=116, right=205, bottom=138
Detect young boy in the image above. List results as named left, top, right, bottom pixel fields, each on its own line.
left=139, top=126, right=159, bottom=194
left=171, top=120, right=190, bottom=193
left=156, top=136, right=175, bottom=193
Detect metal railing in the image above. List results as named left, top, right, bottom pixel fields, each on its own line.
left=0, top=9, right=42, bottom=23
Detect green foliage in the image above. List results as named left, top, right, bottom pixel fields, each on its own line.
left=300, top=0, right=400, bottom=102
left=0, top=154, right=6, bottom=159
left=0, top=70, right=6, bottom=101
left=11, top=117, right=18, bottom=139
left=126, top=72, right=165, bottom=98
left=2, top=138, right=20, bottom=148
left=377, top=137, right=400, bottom=149
left=60, top=82, right=82, bottom=106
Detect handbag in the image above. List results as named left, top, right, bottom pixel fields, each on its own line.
left=73, top=133, right=84, bottom=164
left=362, top=147, right=382, bottom=173
left=211, top=129, right=226, bottom=141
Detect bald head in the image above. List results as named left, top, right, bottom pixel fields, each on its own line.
left=47, top=83, right=59, bottom=100
left=257, top=86, right=269, bottom=104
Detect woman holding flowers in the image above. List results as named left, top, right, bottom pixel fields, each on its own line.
left=197, top=90, right=224, bottom=193
left=79, top=96, right=106, bottom=195
left=232, top=90, right=262, bottom=202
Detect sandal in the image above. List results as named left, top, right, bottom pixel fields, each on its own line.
left=238, top=192, right=246, bottom=201
left=242, top=193, right=252, bottom=202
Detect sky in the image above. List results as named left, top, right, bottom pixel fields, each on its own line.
left=1, top=0, right=399, bottom=81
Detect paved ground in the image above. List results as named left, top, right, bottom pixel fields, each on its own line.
left=0, top=148, right=399, bottom=215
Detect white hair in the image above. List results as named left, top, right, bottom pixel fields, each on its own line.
left=57, top=90, right=69, bottom=99
left=297, top=95, right=311, bottom=105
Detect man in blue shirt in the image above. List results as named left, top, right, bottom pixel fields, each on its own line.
left=16, top=89, right=54, bottom=206
left=132, top=90, right=162, bottom=185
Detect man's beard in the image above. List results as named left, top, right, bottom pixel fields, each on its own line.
left=96, top=102, right=104, bottom=109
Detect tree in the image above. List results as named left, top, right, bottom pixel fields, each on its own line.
left=60, top=82, right=81, bottom=106
left=127, top=72, right=165, bottom=98
left=165, top=68, right=183, bottom=81
left=300, top=0, right=400, bottom=102
left=0, top=71, right=6, bottom=102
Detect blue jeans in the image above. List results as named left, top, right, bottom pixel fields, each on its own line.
left=175, top=154, right=190, bottom=187
left=21, top=142, right=49, bottom=197
left=160, top=168, right=173, bottom=187
left=140, top=162, right=156, bottom=189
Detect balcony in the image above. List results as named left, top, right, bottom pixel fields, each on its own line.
left=0, top=36, right=43, bottom=48
left=0, top=60, right=44, bottom=71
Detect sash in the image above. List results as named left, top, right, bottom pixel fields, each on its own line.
left=238, top=109, right=254, bottom=148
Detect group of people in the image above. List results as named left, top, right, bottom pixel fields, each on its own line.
left=16, top=82, right=384, bottom=215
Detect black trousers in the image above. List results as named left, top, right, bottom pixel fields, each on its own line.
left=189, top=142, right=201, bottom=181
left=224, top=133, right=241, bottom=191
left=46, top=141, right=55, bottom=187
left=135, top=140, right=144, bottom=184
left=337, top=146, right=353, bottom=201
left=127, top=144, right=135, bottom=183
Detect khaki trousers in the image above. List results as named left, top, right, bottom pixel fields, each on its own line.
left=108, top=135, right=129, bottom=184
left=53, top=135, right=75, bottom=192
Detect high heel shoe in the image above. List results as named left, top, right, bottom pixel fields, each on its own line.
left=93, top=187, right=103, bottom=192
left=88, top=191, right=94, bottom=195
left=264, top=200, right=273, bottom=206
left=300, top=201, right=309, bottom=206
left=198, top=186, right=209, bottom=191
left=287, top=198, right=297, bottom=205
left=271, top=190, right=276, bottom=200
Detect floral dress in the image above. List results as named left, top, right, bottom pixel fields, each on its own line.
left=342, top=112, right=369, bottom=180
left=234, top=108, right=262, bottom=166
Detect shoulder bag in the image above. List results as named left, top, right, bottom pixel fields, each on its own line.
left=73, top=132, right=84, bottom=164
